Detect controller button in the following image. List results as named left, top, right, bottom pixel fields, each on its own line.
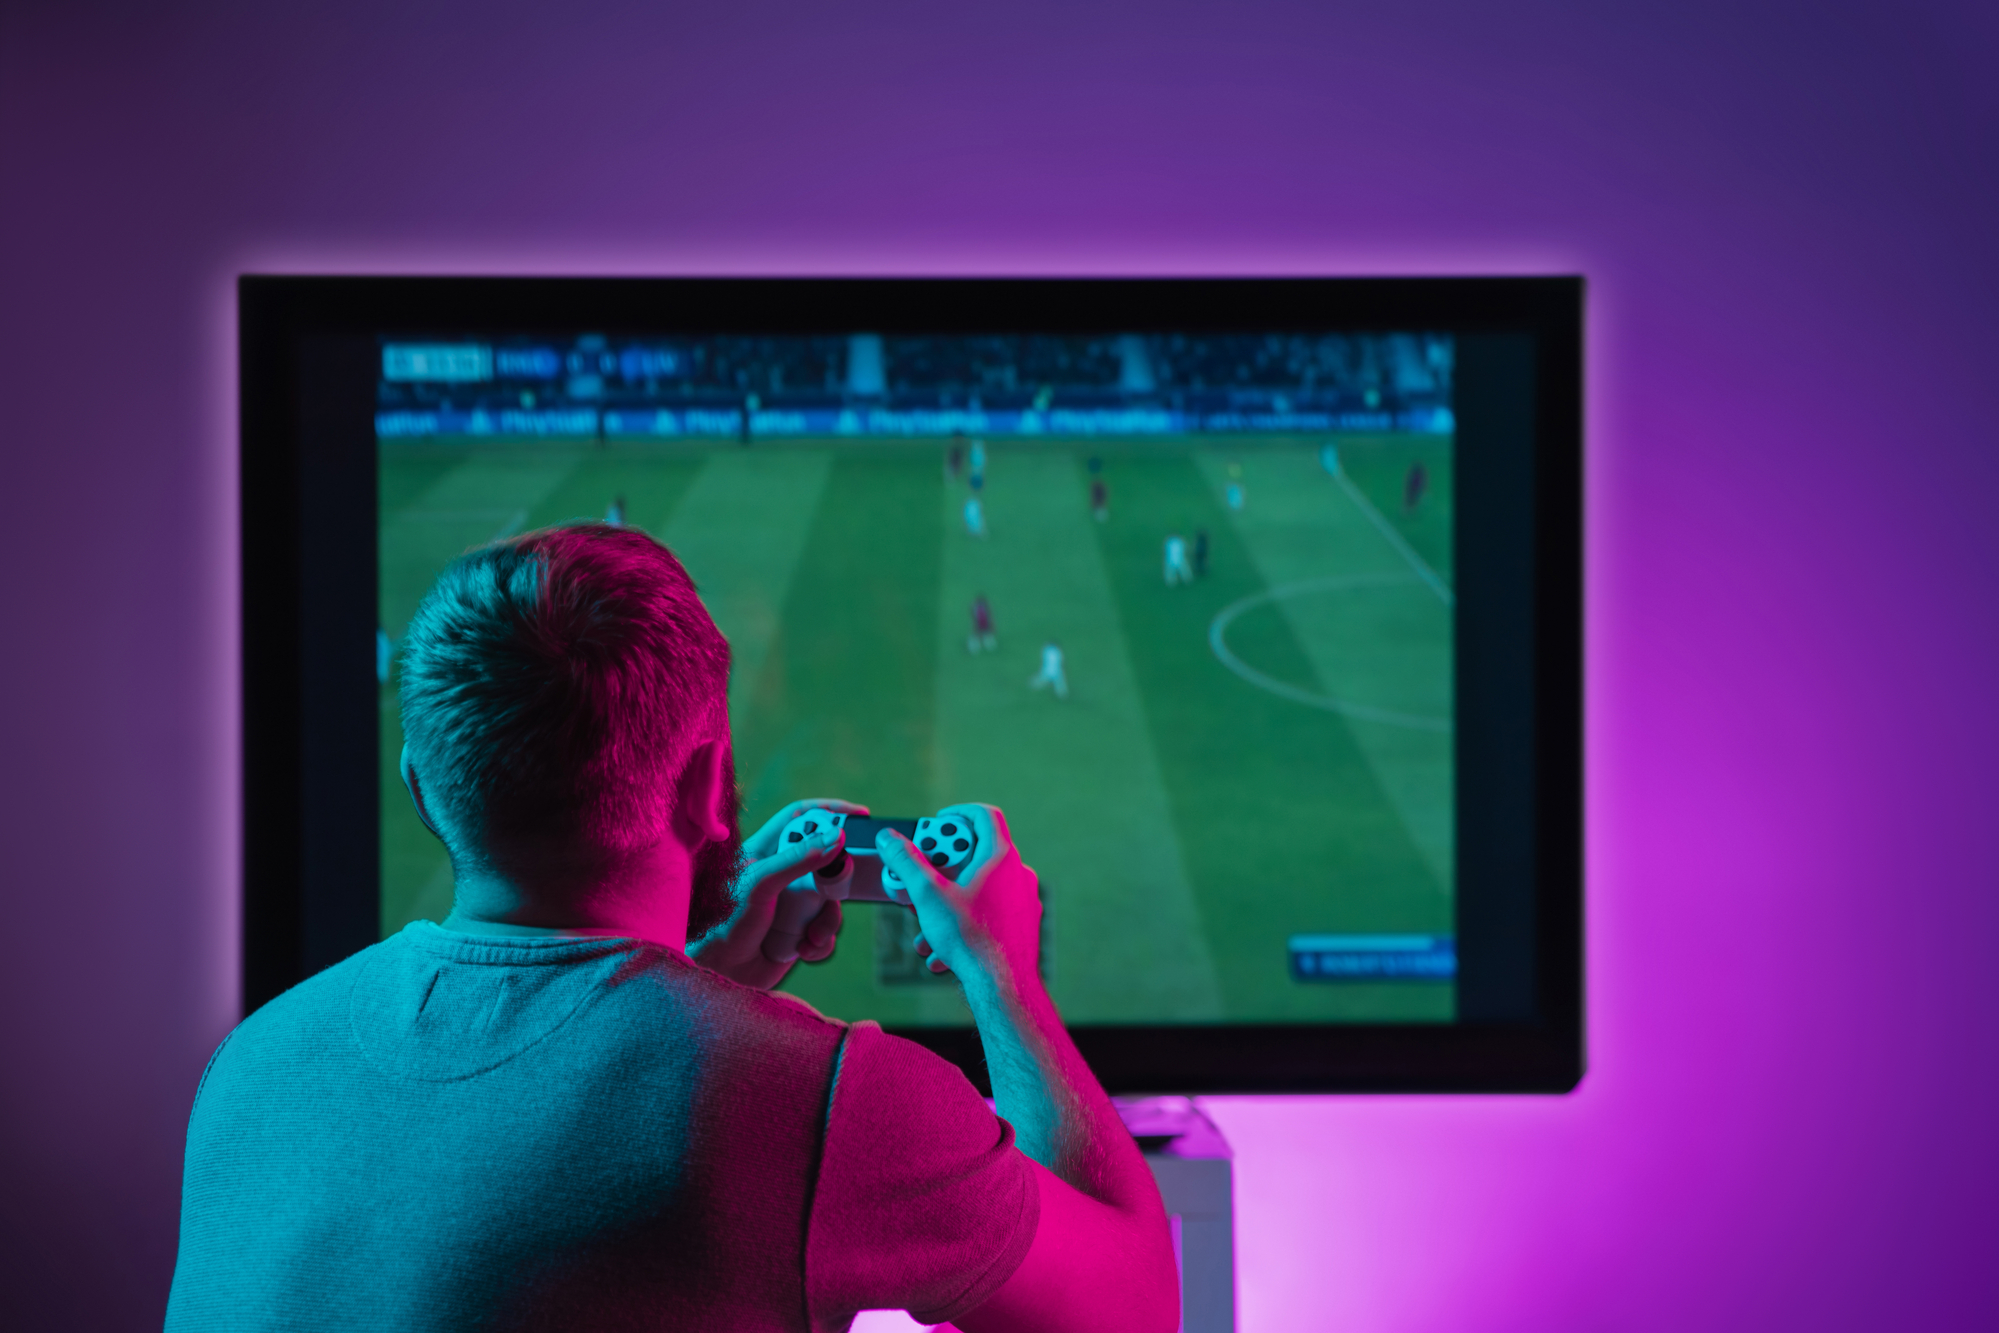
left=919, top=836, right=937, bottom=851
left=786, top=831, right=802, bottom=843
left=940, top=822, right=959, bottom=837
left=953, top=838, right=970, bottom=852
left=801, top=820, right=818, bottom=835
left=929, top=853, right=948, bottom=867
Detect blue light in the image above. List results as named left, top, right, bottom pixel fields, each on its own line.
left=382, top=344, right=491, bottom=383
left=619, top=346, right=680, bottom=381
left=494, top=347, right=560, bottom=379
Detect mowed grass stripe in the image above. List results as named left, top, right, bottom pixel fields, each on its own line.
left=1094, top=451, right=1450, bottom=1021
left=1336, top=434, right=1455, bottom=585
left=738, top=450, right=943, bottom=1024
left=378, top=450, right=463, bottom=516
left=930, top=448, right=1222, bottom=1023
left=516, top=450, right=707, bottom=537
left=1198, top=447, right=1454, bottom=892
left=377, top=449, right=585, bottom=635
left=659, top=450, right=837, bottom=719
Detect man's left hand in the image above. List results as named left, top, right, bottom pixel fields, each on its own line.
left=688, top=799, right=868, bottom=990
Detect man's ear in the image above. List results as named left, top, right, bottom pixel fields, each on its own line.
left=671, top=738, right=735, bottom=845
left=400, top=744, right=446, bottom=843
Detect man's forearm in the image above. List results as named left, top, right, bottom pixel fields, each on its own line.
left=961, top=962, right=1158, bottom=1214
left=883, top=817, right=1178, bottom=1333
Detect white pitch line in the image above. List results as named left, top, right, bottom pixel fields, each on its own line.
left=1208, top=575, right=1452, bottom=732
left=1333, top=469, right=1454, bottom=607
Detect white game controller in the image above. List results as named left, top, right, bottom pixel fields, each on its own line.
left=885, top=814, right=978, bottom=886
left=761, top=810, right=979, bottom=964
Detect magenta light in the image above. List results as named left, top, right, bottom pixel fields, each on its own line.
left=5, top=0, right=1993, bottom=1327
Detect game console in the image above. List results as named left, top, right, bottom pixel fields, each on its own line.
left=762, top=809, right=978, bottom=963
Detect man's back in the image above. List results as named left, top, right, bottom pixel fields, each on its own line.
left=169, top=527, right=1172, bottom=1333
left=168, top=924, right=1035, bottom=1332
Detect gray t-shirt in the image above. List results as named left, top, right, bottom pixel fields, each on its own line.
left=166, top=923, right=1037, bottom=1331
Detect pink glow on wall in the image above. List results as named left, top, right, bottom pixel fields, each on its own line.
left=3, top=0, right=1994, bottom=1327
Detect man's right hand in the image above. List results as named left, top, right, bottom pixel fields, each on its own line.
left=876, top=804, right=1042, bottom=990
left=879, top=806, right=1180, bottom=1333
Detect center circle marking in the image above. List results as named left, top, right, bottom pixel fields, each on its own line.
left=1207, top=574, right=1452, bottom=732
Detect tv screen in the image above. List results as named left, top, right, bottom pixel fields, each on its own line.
left=244, top=277, right=1581, bottom=1091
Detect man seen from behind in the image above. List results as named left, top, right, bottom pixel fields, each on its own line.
left=166, top=524, right=1178, bottom=1333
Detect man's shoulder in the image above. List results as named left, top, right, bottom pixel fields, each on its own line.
left=833, top=1020, right=983, bottom=1101
left=196, top=936, right=393, bottom=1096
left=233, top=935, right=386, bottom=1038
left=657, top=949, right=851, bottom=1039
left=665, top=956, right=856, bottom=1086
left=463, top=932, right=854, bottom=1072
left=211, top=927, right=850, bottom=1091
left=250, top=925, right=841, bottom=1028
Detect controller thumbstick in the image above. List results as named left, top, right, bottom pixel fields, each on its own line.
left=815, top=849, right=850, bottom=879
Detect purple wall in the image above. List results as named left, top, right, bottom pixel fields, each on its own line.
left=3, top=1, right=1993, bottom=1327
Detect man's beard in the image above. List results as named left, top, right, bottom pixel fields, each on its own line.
left=684, top=753, right=745, bottom=942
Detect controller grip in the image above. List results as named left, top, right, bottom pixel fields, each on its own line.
left=767, top=809, right=980, bottom=928
left=882, top=813, right=979, bottom=890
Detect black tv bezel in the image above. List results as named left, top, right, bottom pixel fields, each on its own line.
left=242, top=275, right=1583, bottom=1094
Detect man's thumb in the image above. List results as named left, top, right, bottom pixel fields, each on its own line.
left=746, top=830, right=839, bottom=912
left=877, top=830, right=948, bottom=903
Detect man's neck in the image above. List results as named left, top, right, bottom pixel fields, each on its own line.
left=438, top=841, right=695, bottom=952
left=436, top=910, right=651, bottom=942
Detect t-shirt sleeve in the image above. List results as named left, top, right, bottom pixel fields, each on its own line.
left=806, top=1022, right=1041, bottom=1330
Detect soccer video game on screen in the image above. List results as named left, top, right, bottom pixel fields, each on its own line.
left=375, top=329, right=1457, bottom=1025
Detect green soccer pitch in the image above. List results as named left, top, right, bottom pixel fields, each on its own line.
left=378, top=434, right=1456, bottom=1025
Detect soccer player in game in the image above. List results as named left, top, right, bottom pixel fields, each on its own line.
left=1320, top=441, right=1340, bottom=475
left=966, top=440, right=987, bottom=493
left=1090, top=477, right=1109, bottom=522
left=1405, top=459, right=1428, bottom=512
left=965, top=493, right=988, bottom=539
left=1163, top=534, right=1193, bottom=586
left=1028, top=640, right=1069, bottom=700
left=606, top=495, right=626, bottom=527
left=969, top=594, right=998, bottom=654
left=1224, top=463, right=1245, bottom=512
left=1193, top=530, right=1209, bottom=578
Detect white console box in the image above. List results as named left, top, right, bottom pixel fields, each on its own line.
left=1123, top=1097, right=1236, bottom=1333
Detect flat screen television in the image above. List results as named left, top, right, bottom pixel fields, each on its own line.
left=241, top=276, right=1582, bottom=1093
